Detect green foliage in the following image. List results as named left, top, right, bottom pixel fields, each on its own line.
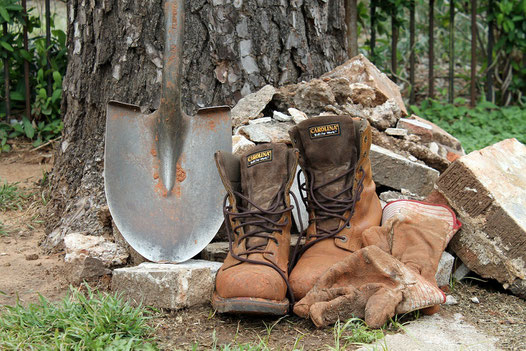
left=410, top=99, right=526, bottom=153
left=0, top=285, right=158, bottom=350
left=328, top=318, right=384, bottom=351
left=489, top=0, right=526, bottom=103
left=0, top=3, right=65, bottom=151
left=0, top=179, right=30, bottom=211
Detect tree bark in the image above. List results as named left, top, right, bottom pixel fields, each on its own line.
left=45, top=0, right=349, bottom=248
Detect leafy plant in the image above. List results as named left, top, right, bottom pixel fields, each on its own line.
left=410, top=99, right=526, bottom=153
left=0, top=3, right=65, bottom=151
left=0, top=285, right=158, bottom=350
left=328, top=318, right=384, bottom=351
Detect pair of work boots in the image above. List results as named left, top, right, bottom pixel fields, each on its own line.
left=212, top=115, right=382, bottom=315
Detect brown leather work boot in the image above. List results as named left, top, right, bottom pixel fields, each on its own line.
left=212, top=143, right=299, bottom=315
left=288, top=115, right=382, bottom=300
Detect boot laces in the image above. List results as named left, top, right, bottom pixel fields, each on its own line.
left=222, top=186, right=298, bottom=306
left=290, top=166, right=366, bottom=268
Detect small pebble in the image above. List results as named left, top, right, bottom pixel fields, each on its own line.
left=0, top=252, right=7, bottom=256
left=445, top=295, right=458, bottom=305
left=25, top=253, right=39, bottom=261
left=4, top=262, right=11, bottom=267
left=471, top=296, right=480, bottom=304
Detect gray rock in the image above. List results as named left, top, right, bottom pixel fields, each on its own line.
left=67, top=256, right=112, bottom=284
left=471, top=296, right=480, bottom=304
left=385, top=128, right=408, bottom=137
left=370, top=144, right=440, bottom=196
left=357, top=313, right=501, bottom=351
left=239, top=121, right=293, bottom=144
left=231, top=85, right=276, bottom=127
left=112, top=260, right=222, bottom=309
left=288, top=108, right=307, bottom=124
left=273, top=111, right=292, bottom=122
left=453, top=263, right=471, bottom=281
left=201, top=242, right=229, bottom=262
left=248, top=117, right=272, bottom=125
left=232, top=135, right=255, bottom=156
left=435, top=251, right=455, bottom=287
left=64, top=232, right=128, bottom=267
left=444, top=295, right=458, bottom=305
left=368, top=99, right=402, bottom=130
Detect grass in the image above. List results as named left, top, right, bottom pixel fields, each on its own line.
left=0, top=285, right=158, bottom=350
left=328, top=318, right=385, bottom=351
left=410, top=99, right=526, bottom=153
left=0, top=180, right=31, bottom=211
left=0, top=221, right=11, bottom=236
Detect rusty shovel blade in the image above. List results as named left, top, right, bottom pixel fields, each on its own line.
left=104, top=0, right=231, bottom=262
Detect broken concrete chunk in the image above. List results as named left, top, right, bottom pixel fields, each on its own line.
left=321, top=54, right=407, bottom=116
left=239, top=121, right=293, bottom=144
left=248, top=117, right=272, bottom=125
left=453, top=263, right=471, bottom=282
left=398, top=117, right=434, bottom=142
left=112, top=260, right=222, bottom=309
left=288, top=108, right=308, bottom=124
left=436, top=138, right=526, bottom=299
left=64, top=233, right=128, bottom=267
left=231, top=84, right=275, bottom=127
left=201, top=242, right=229, bottom=262
left=367, top=99, right=402, bottom=130
left=67, top=256, right=112, bottom=284
left=292, top=79, right=336, bottom=114
left=273, top=111, right=292, bottom=122
left=385, top=128, right=408, bottom=137
left=412, top=115, right=464, bottom=153
left=232, top=135, right=255, bottom=156
left=370, top=144, right=440, bottom=196
left=348, top=82, right=377, bottom=107
left=435, top=251, right=455, bottom=288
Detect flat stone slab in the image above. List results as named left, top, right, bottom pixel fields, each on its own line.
left=112, top=260, right=222, bottom=309
left=370, top=144, right=440, bottom=196
left=436, top=138, right=526, bottom=298
left=358, top=313, right=500, bottom=351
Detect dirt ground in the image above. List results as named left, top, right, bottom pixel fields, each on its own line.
left=1, top=147, right=525, bottom=350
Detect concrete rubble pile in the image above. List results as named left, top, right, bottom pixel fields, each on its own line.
left=110, top=55, right=525, bottom=309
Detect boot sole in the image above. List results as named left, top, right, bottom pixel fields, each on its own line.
left=211, top=292, right=289, bottom=315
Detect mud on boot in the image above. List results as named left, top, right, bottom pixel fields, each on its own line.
left=212, top=143, right=298, bottom=315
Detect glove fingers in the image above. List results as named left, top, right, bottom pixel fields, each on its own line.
left=365, top=288, right=403, bottom=329
left=309, top=289, right=366, bottom=328
left=293, top=286, right=356, bottom=319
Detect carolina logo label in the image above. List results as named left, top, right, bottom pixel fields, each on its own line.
left=309, top=122, right=341, bottom=139
left=247, top=149, right=273, bottom=167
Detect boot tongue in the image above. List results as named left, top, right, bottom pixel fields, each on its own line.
left=294, top=116, right=358, bottom=230
left=240, top=143, right=290, bottom=249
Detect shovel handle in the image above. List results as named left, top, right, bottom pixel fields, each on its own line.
left=157, top=0, right=186, bottom=193
left=159, top=0, right=184, bottom=118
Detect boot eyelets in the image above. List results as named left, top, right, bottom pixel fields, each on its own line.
left=364, top=135, right=368, bottom=143
left=345, top=222, right=351, bottom=229
left=339, top=236, right=348, bottom=243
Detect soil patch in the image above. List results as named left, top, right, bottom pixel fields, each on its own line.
left=0, top=145, right=66, bottom=305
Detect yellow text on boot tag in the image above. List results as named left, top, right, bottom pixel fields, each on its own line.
left=247, top=149, right=273, bottom=167
left=309, top=123, right=341, bottom=139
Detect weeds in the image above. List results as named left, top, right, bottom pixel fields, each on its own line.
left=329, top=318, right=385, bottom=351
left=0, top=180, right=30, bottom=211
left=0, top=220, right=11, bottom=236
left=0, top=285, right=158, bottom=350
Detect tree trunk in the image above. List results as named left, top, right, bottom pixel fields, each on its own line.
left=45, top=0, right=348, bottom=249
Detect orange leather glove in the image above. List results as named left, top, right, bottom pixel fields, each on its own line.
left=294, top=200, right=460, bottom=328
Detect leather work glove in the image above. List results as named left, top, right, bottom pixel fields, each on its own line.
left=293, top=200, right=460, bottom=328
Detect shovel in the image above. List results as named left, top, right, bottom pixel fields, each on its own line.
left=104, top=0, right=231, bottom=262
